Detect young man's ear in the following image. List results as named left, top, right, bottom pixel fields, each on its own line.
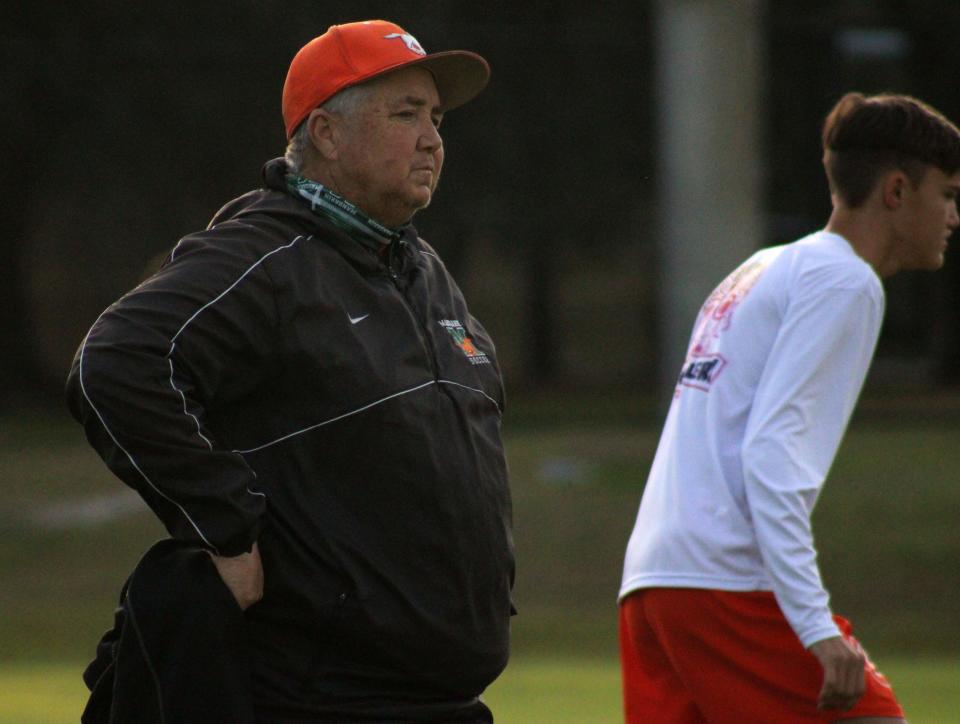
left=307, top=108, right=339, bottom=161
left=881, top=170, right=908, bottom=210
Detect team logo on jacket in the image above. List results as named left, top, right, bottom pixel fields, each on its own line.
left=439, top=319, right=490, bottom=365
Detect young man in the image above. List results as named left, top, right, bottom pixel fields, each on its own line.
left=619, top=92, right=960, bottom=723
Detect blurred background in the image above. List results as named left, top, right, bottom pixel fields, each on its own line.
left=2, top=1, right=959, bottom=721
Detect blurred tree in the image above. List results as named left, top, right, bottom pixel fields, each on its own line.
left=17, top=0, right=959, bottom=399
left=3, top=0, right=657, bottom=397
left=0, top=4, right=56, bottom=401
left=766, top=0, right=960, bottom=386
left=906, top=0, right=960, bottom=382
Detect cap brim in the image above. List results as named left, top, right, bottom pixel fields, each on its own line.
left=412, top=50, right=490, bottom=112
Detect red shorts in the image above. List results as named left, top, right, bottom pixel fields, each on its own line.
left=619, top=588, right=904, bottom=723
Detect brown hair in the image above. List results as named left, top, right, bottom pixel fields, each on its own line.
left=822, top=92, right=960, bottom=208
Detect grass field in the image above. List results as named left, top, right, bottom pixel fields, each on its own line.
left=1, top=656, right=958, bottom=723
left=1, top=399, right=959, bottom=722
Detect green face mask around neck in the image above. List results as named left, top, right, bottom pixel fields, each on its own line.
left=285, top=175, right=400, bottom=247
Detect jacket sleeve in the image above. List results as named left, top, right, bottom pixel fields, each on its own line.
left=740, top=281, right=883, bottom=648
left=66, top=232, right=280, bottom=556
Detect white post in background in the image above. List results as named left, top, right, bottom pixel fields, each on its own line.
left=656, top=0, right=764, bottom=394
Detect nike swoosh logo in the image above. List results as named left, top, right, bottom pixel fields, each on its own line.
left=349, top=313, right=370, bottom=325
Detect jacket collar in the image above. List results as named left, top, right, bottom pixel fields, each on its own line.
left=260, top=158, right=421, bottom=275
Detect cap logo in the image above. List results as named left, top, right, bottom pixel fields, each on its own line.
left=384, top=32, right=426, bottom=56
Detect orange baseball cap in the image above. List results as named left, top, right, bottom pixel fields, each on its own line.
left=282, top=20, right=490, bottom=139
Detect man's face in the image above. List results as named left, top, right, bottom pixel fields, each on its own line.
left=895, top=166, right=960, bottom=270
left=329, top=66, right=444, bottom=227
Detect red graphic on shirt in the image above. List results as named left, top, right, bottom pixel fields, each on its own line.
left=678, top=258, right=768, bottom=393
left=691, top=260, right=766, bottom=357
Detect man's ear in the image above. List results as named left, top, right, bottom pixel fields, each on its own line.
left=881, top=170, right=908, bottom=210
left=307, top=108, right=338, bottom=161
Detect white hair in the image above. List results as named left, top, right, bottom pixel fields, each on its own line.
left=284, top=82, right=374, bottom=174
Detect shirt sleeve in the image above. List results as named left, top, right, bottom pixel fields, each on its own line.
left=65, top=235, right=278, bottom=556
left=740, top=280, right=883, bottom=648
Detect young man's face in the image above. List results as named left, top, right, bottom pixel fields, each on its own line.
left=895, top=166, right=960, bottom=270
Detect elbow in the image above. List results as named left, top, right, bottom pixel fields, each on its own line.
left=64, top=347, right=91, bottom=425
left=740, top=436, right=770, bottom=482
left=741, top=435, right=794, bottom=490
left=741, top=435, right=823, bottom=501
left=65, top=339, right=120, bottom=427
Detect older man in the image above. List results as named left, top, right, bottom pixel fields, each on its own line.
left=68, top=20, right=513, bottom=723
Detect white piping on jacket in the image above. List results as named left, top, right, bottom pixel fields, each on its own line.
left=232, top=377, right=501, bottom=455
left=78, top=311, right=219, bottom=552
left=78, top=234, right=311, bottom=553
left=232, top=380, right=436, bottom=454
left=168, top=351, right=213, bottom=451
left=439, top=379, right=502, bottom=414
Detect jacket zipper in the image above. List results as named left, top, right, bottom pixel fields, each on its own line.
left=387, top=242, right=440, bottom=381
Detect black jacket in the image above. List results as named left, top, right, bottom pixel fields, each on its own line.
left=67, top=159, right=514, bottom=720
left=81, top=540, right=255, bottom=724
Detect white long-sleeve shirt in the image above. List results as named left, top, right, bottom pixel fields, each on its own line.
left=620, top=230, right=884, bottom=647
